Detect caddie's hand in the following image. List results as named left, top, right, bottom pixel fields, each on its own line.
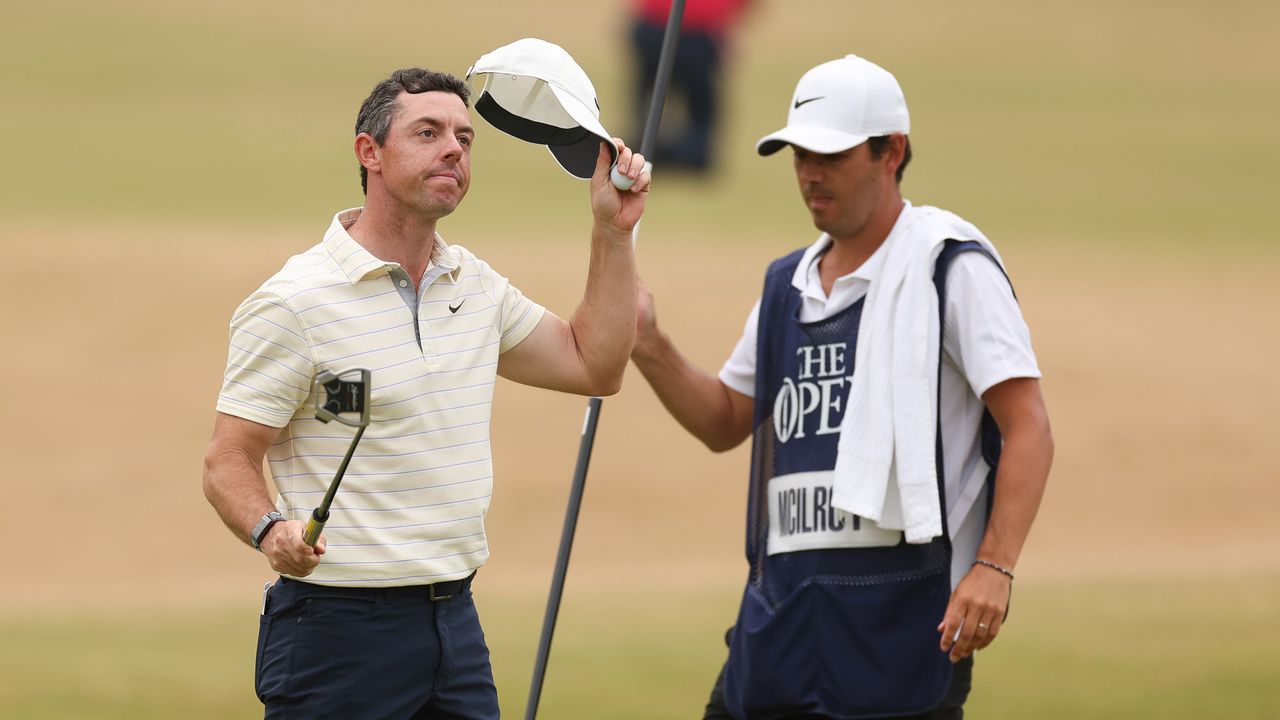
left=633, top=279, right=660, bottom=356
left=591, top=138, right=650, bottom=236
left=261, top=519, right=325, bottom=577
left=937, top=562, right=1011, bottom=662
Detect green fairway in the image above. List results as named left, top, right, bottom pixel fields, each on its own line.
left=4, top=1, right=1278, bottom=251
left=3, top=577, right=1278, bottom=719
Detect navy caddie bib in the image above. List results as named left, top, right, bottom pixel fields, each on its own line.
left=722, top=241, right=999, bottom=719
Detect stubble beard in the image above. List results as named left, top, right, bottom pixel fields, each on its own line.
left=813, top=201, right=874, bottom=242
left=394, top=178, right=465, bottom=222
left=818, top=174, right=882, bottom=242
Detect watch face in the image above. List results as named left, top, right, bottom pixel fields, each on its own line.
left=253, top=513, right=282, bottom=549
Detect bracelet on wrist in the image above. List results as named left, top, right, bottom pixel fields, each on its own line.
left=973, top=558, right=1015, bottom=581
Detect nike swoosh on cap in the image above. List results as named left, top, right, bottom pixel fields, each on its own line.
left=793, top=96, right=824, bottom=109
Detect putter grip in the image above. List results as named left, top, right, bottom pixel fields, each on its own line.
left=303, top=508, right=327, bottom=547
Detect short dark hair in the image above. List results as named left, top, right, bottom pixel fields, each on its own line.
left=866, top=134, right=912, bottom=184
left=355, top=68, right=471, bottom=194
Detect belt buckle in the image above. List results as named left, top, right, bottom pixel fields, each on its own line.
left=428, top=581, right=455, bottom=602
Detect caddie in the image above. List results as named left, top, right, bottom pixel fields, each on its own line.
left=630, top=54, right=1054, bottom=719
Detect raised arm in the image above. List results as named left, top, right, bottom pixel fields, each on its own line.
left=497, top=139, right=649, bottom=395
left=630, top=281, right=755, bottom=452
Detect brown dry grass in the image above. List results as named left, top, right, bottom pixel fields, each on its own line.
left=2, top=220, right=1276, bottom=613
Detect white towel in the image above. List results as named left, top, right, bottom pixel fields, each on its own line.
left=830, top=202, right=1002, bottom=543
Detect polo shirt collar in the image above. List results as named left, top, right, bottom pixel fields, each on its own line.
left=322, top=207, right=462, bottom=285
left=791, top=233, right=888, bottom=293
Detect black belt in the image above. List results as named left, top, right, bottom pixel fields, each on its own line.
left=282, top=572, right=475, bottom=602
left=421, top=572, right=474, bottom=602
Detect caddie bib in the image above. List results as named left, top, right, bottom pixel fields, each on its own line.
left=723, top=240, right=1000, bottom=719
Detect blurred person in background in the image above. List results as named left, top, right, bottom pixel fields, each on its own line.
left=203, top=67, right=649, bottom=719
left=631, top=55, right=1053, bottom=719
left=628, top=0, right=751, bottom=173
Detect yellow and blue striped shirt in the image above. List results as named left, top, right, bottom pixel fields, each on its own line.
left=217, top=208, right=544, bottom=586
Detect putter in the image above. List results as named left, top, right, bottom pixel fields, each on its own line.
left=302, top=367, right=372, bottom=547
left=524, top=3, right=686, bottom=718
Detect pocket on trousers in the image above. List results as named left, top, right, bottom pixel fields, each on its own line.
left=256, top=581, right=297, bottom=705
left=254, top=615, right=272, bottom=704
left=300, top=595, right=379, bottom=624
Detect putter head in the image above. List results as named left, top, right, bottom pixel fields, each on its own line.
left=314, top=367, right=372, bottom=428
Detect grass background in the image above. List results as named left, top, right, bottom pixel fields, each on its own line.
left=3, top=579, right=1278, bottom=718
left=2, top=0, right=1278, bottom=717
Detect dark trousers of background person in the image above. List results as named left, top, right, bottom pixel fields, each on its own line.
left=255, top=575, right=498, bottom=720
left=631, top=19, right=721, bottom=172
left=702, top=643, right=975, bottom=720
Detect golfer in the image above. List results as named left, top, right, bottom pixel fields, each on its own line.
left=631, top=55, right=1053, bottom=718
left=203, top=67, right=649, bottom=718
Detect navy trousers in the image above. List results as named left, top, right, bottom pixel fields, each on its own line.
left=255, top=576, right=499, bottom=719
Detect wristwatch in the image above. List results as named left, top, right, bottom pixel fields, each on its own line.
left=250, top=511, right=286, bottom=551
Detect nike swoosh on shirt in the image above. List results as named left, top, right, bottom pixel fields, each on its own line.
left=449, top=299, right=465, bottom=313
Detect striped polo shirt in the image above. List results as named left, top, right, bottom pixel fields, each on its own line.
left=217, top=208, right=545, bottom=586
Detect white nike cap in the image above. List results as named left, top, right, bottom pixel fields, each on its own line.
left=756, top=54, right=910, bottom=156
left=467, top=38, right=617, bottom=179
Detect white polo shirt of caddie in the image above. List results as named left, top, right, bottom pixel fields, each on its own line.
left=217, top=208, right=545, bottom=586
left=719, top=213, right=1041, bottom=587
